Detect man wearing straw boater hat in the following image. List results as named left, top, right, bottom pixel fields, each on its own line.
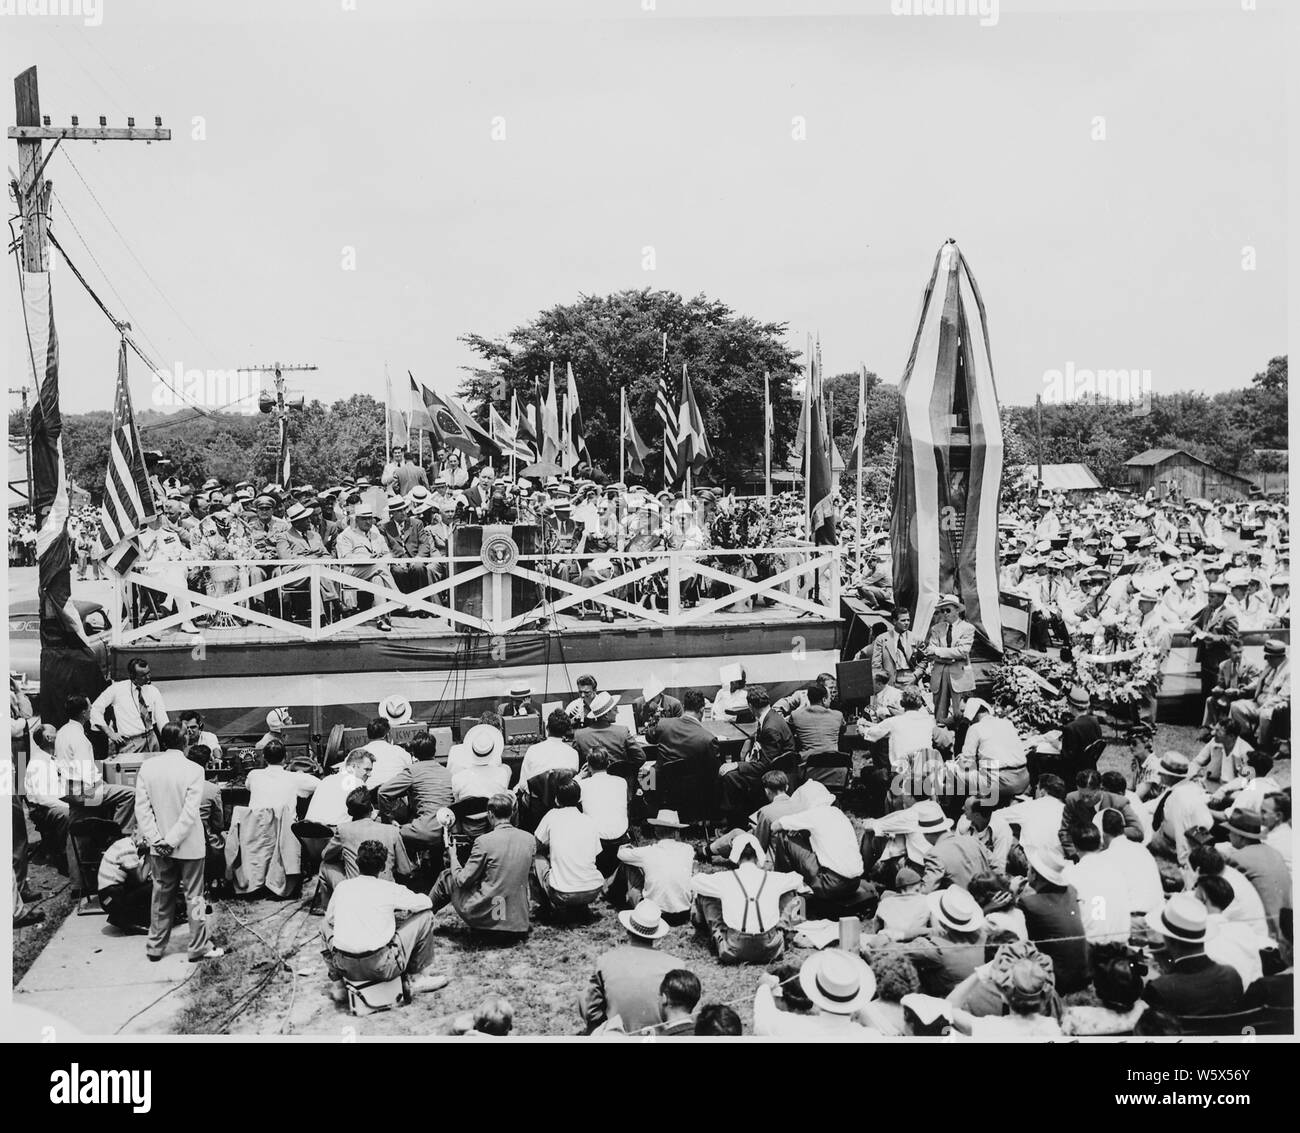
left=754, top=949, right=877, bottom=1037
left=1142, top=893, right=1245, bottom=1017
left=616, top=809, right=696, bottom=925
left=1145, top=752, right=1214, bottom=871
left=577, top=898, right=686, bottom=1035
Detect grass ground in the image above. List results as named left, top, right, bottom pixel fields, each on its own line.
left=13, top=851, right=76, bottom=987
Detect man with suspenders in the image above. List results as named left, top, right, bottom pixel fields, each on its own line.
left=690, top=834, right=804, bottom=965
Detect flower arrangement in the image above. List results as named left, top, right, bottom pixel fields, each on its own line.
left=1072, top=614, right=1164, bottom=706
left=989, top=656, right=1074, bottom=733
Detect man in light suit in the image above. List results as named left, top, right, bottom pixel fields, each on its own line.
left=134, top=723, right=224, bottom=962
left=923, top=594, right=975, bottom=726
left=429, top=793, right=536, bottom=935
left=868, top=607, right=920, bottom=687
left=1230, top=640, right=1290, bottom=753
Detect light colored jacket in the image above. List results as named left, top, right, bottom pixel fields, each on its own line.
left=134, top=748, right=205, bottom=860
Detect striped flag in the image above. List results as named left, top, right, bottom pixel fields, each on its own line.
left=386, top=370, right=409, bottom=449
left=539, top=365, right=562, bottom=466
left=409, top=373, right=434, bottom=433
left=621, top=390, right=651, bottom=477
left=675, top=364, right=713, bottom=477
left=98, top=339, right=157, bottom=570
left=889, top=239, right=1003, bottom=648
left=656, top=333, right=679, bottom=486
left=806, top=346, right=836, bottom=545
left=562, top=363, right=590, bottom=472
left=490, top=402, right=533, bottom=461
left=512, top=392, right=537, bottom=448
left=22, top=270, right=87, bottom=645
left=845, top=363, right=868, bottom=470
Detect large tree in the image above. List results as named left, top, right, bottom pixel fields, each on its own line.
left=458, top=289, right=804, bottom=487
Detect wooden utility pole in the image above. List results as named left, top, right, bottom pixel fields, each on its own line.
left=236, top=363, right=317, bottom=486
left=1035, top=392, right=1044, bottom=491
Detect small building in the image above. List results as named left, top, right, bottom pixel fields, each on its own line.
left=1013, top=463, right=1103, bottom=496
left=1123, top=447, right=1257, bottom=502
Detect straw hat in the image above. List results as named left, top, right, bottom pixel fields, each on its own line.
left=797, top=950, right=876, bottom=1015
left=1156, top=751, right=1191, bottom=780
left=927, top=887, right=986, bottom=935
left=618, top=899, right=671, bottom=941
left=1026, top=845, right=1068, bottom=886
left=1145, top=894, right=1209, bottom=946
left=587, top=690, right=620, bottom=718
left=378, top=695, right=412, bottom=726
left=914, top=800, right=952, bottom=835
left=647, top=809, right=688, bottom=830
left=464, top=724, right=504, bottom=763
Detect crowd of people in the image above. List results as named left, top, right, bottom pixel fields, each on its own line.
left=11, top=609, right=1293, bottom=1034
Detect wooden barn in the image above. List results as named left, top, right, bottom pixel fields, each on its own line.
left=1123, top=447, right=1258, bottom=502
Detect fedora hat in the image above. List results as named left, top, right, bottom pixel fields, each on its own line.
left=588, top=690, right=620, bottom=718
left=464, top=724, right=504, bottom=763
left=1145, top=894, right=1208, bottom=946
left=285, top=502, right=312, bottom=524
left=618, top=898, right=671, bottom=941
left=387, top=495, right=409, bottom=515
left=914, top=800, right=952, bottom=834
left=647, top=808, right=688, bottom=830
left=894, top=866, right=923, bottom=890
left=1225, top=810, right=1263, bottom=841
left=798, top=950, right=876, bottom=1015
left=1156, top=751, right=1191, bottom=780
left=927, top=886, right=986, bottom=935
left=1067, top=686, right=1092, bottom=710
left=378, top=695, right=412, bottom=726
left=1264, top=640, right=1287, bottom=657
left=1026, top=845, right=1068, bottom=887
left=935, top=593, right=960, bottom=610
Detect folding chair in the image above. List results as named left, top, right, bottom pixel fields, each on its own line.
left=68, top=816, right=124, bottom=916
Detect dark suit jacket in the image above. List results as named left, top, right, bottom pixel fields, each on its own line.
left=1143, top=954, right=1244, bottom=1017
left=750, top=710, right=795, bottom=770
left=322, top=818, right=412, bottom=879
left=574, top=723, right=644, bottom=769
left=1058, top=788, right=1144, bottom=859
left=645, top=714, right=718, bottom=769
left=449, top=821, right=536, bottom=933
left=632, top=693, right=683, bottom=733
left=1191, top=604, right=1239, bottom=665
left=1060, top=714, right=1103, bottom=770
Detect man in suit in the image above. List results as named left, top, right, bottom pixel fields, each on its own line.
left=1142, top=893, right=1244, bottom=1017
left=275, top=502, right=340, bottom=612
left=378, top=731, right=453, bottom=856
left=632, top=677, right=683, bottom=734
left=496, top=683, right=541, bottom=721
left=1230, top=640, right=1290, bottom=753
left=922, top=594, right=976, bottom=726
left=1055, top=685, right=1104, bottom=786
left=1203, top=640, right=1261, bottom=734
left=868, top=607, right=919, bottom=687
left=718, top=686, right=794, bottom=826
left=577, top=899, right=686, bottom=1034
left=134, top=723, right=224, bottom=962
left=1189, top=583, right=1240, bottom=700
left=319, top=787, right=413, bottom=904
left=429, top=793, right=536, bottom=935
left=573, top=692, right=643, bottom=771
left=645, top=689, right=719, bottom=816
left=460, top=466, right=497, bottom=520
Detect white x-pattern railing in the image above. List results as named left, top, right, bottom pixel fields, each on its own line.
left=110, top=546, right=842, bottom=645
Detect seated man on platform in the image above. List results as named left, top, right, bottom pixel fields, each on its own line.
left=774, top=673, right=838, bottom=717
left=246, top=738, right=319, bottom=814
left=768, top=781, right=865, bottom=902
left=334, top=503, right=397, bottom=632
left=322, top=840, right=448, bottom=1004
left=534, top=780, right=605, bottom=916
left=255, top=707, right=295, bottom=753
left=429, top=793, right=535, bottom=936
left=379, top=731, right=453, bottom=856
left=867, top=671, right=904, bottom=720
left=691, top=832, right=804, bottom=965
left=517, top=710, right=580, bottom=789
left=446, top=717, right=505, bottom=778
left=711, top=664, right=750, bottom=721
left=23, top=724, right=69, bottom=875
left=573, top=692, right=643, bottom=772
left=319, top=787, right=412, bottom=906
left=718, top=687, right=794, bottom=828
left=179, top=709, right=222, bottom=764
left=1230, top=640, right=1290, bottom=754
left=496, top=683, right=541, bottom=721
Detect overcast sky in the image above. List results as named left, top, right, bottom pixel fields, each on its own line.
left=2, top=0, right=1288, bottom=419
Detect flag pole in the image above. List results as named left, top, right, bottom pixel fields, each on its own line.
left=804, top=335, right=813, bottom=538
left=682, top=363, right=691, bottom=498
left=619, top=387, right=627, bottom=488
left=856, top=363, right=865, bottom=566
left=764, top=371, right=772, bottom=502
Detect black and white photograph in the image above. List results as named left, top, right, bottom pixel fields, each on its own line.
left=3, top=0, right=1295, bottom=1061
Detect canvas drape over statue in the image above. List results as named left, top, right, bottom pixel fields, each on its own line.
left=889, top=240, right=1004, bottom=649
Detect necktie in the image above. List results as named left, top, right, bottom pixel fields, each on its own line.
left=136, top=686, right=153, bottom=734
left=946, top=624, right=953, bottom=647
left=1151, top=786, right=1173, bottom=834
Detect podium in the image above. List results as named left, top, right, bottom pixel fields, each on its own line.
left=450, top=524, right=540, bottom=621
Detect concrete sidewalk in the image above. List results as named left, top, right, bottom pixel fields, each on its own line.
left=15, top=908, right=197, bottom=1036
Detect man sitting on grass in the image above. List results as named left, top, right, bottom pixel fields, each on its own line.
left=319, top=787, right=412, bottom=906
left=578, top=898, right=686, bottom=1034
left=322, top=839, right=448, bottom=1004
left=533, top=779, right=605, bottom=918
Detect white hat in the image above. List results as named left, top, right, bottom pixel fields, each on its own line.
left=728, top=831, right=767, bottom=866
left=588, top=690, right=620, bottom=718
left=266, top=707, right=293, bottom=730
left=618, top=898, right=671, bottom=940
left=914, top=799, right=952, bottom=834
left=935, top=593, right=960, bottom=610
left=900, top=993, right=953, bottom=1028
left=798, top=950, right=876, bottom=1015
left=719, top=663, right=745, bottom=687
left=464, top=724, right=504, bottom=763
left=1026, top=845, right=1068, bottom=886
left=927, top=886, right=986, bottom=934
left=642, top=674, right=667, bottom=702
left=379, top=695, right=412, bottom=726
left=962, top=697, right=991, bottom=722
left=1145, top=893, right=1209, bottom=946
left=353, top=503, right=376, bottom=518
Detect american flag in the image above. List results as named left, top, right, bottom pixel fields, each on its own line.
left=656, top=332, right=679, bottom=486
left=98, top=340, right=156, bottom=565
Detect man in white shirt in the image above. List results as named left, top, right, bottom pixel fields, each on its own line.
left=866, top=673, right=904, bottom=719
left=1261, top=793, right=1291, bottom=874
left=179, top=710, right=222, bottom=763
left=1190, top=845, right=1269, bottom=940
left=1196, top=875, right=1274, bottom=991
left=533, top=780, right=605, bottom=914
left=999, top=774, right=1069, bottom=859
left=691, top=833, right=804, bottom=964
left=711, top=664, right=750, bottom=720
left=1063, top=825, right=1131, bottom=944
left=90, top=658, right=168, bottom=754
left=354, top=717, right=413, bottom=792
left=770, top=791, right=864, bottom=901
left=516, top=711, right=580, bottom=788
left=958, top=699, right=1029, bottom=803
left=859, top=687, right=935, bottom=774
left=1147, top=753, right=1214, bottom=870
left=578, top=748, right=630, bottom=852
left=446, top=722, right=504, bottom=778
left=451, top=727, right=511, bottom=801
left=245, top=739, right=319, bottom=813
left=616, top=810, right=696, bottom=925
left=753, top=951, right=879, bottom=1039
left=1098, top=807, right=1163, bottom=916
left=304, top=749, right=374, bottom=827
left=322, top=839, right=447, bottom=1001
